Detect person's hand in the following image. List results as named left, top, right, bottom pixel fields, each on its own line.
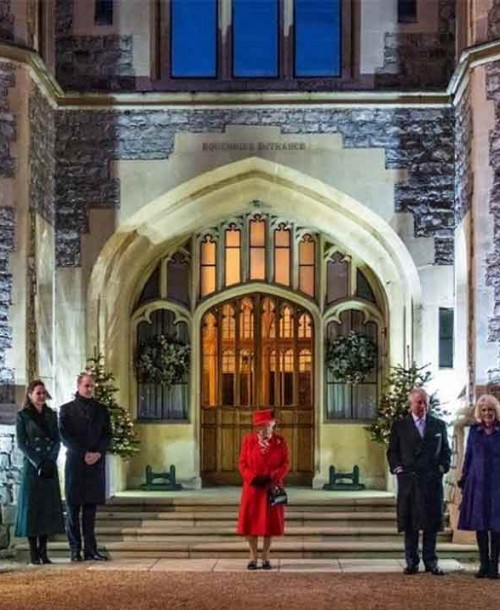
left=394, top=466, right=404, bottom=475
left=84, top=452, right=101, bottom=466
left=251, top=475, right=271, bottom=488
left=37, top=460, right=56, bottom=479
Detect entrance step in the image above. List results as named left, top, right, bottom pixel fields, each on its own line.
left=95, top=511, right=398, bottom=529
left=13, top=490, right=477, bottom=561
left=15, top=539, right=477, bottom=561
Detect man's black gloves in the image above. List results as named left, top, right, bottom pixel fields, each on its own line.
left=251, top=475, right=271, bottom=488
left=37, top=460, right=56, bottom=479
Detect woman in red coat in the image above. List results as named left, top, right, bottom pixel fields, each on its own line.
left=237, top=409, right=290, bottom=570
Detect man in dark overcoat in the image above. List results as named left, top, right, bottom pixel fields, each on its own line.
left=387, top=388, right=451, bottom=575
left=59, top=373, right=112, bottom=561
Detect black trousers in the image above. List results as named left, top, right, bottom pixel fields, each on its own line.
left=66, top=503, right=97, bottom=553
left=404, top=530, right=438, bottom=568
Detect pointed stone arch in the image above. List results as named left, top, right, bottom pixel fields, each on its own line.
left=87, top=157, right=421, bottom=488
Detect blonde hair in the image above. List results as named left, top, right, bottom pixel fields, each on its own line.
left=474, top=394, right=500, bottom=422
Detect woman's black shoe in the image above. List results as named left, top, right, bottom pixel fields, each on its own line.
left=247, top=560, right=258, bottom=570
left=261, top=560, right=272, bottom=570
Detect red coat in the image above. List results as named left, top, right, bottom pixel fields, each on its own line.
left=237, top=433, right=290, bottom=536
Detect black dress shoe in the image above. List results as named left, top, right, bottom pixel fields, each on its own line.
left=247, top=560, right=258, bottom=570
left=70, top=551, right=83, bottom=562
left=425, top=566, right=445, bottom=576
left=39, top=555, right=53, bottom=565
left=84, top=551, right=108, bottom=561
left=403, top=565, right=419, bottom=575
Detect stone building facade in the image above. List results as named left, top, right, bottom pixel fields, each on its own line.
left=0, top=0, right=497, bottom=493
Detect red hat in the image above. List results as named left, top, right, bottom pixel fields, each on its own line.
left=252, top=409, right=275, bottom=427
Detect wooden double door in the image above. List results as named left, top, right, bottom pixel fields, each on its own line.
left=201, top=293, right=314, bottom=485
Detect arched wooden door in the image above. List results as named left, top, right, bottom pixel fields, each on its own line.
left=201, top=293, right=314, bottom=485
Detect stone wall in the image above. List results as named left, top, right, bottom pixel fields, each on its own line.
left=375, top=0, right=456, bottom=90
left=55, top=105, right=455, bottom=267
left=55, top=0, right=136, bottom=92
left=454, top=84, right=473, bottom=224
left=486, top=60, right=500, bottom=369
left=29, top=83, right=55, bottom=224
left=0, top=62, right=15, bottom=406
left=489, top=0, right=500, bottom=40
left=0, top=0, right=13, bottom=42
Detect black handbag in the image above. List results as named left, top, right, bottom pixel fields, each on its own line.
left=268, top=484, right=288, bottom=507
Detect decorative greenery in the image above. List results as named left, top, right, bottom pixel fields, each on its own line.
left=85, top=351, right=140, bottom=459
left=326, top=331, right=377, bottom=384
left=136, top=335, right=191, bottom=388
left=366, top=361, right=444, bottom=445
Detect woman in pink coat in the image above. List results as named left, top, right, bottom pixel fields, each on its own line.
left=237, top=409, right=290, bottom=570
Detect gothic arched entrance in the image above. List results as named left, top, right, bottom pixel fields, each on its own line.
left=200, top=293, right=314, bottom=485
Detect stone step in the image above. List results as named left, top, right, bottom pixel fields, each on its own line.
left=100, top=499, right=396, bottom=513
left=76, top=525, right=451, bottom=538
left=15, top=540, right=477, bottom=561
left=95, top=511, right=398, bottom=527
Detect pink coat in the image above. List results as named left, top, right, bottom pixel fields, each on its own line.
left=237, top=433, right=289, bottom=536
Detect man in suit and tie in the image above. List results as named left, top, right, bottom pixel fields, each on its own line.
left=387, top=388, right=451, bottom=575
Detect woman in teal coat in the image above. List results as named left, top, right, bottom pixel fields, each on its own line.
left=15, top=380, right=64, bottom=564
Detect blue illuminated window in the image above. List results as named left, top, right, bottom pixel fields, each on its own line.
left=171, top=0, right=217, bottom=78
left=294, top=0, right=341, bottom=77
left=233, top=0, right=279, bottom=78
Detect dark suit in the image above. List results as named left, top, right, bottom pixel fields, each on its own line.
left=387, top=414, right=451, bottom=569
left=59, top=394, right=112, bottom=555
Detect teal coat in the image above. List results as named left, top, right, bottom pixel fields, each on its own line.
left=14, top=405, right=65, bottom=537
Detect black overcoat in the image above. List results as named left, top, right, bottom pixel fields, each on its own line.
left=14, top=405, right=65, bottom=537
left=59, top=395, right=112, bottom=506
left=387, top=414, right=451, bottom=532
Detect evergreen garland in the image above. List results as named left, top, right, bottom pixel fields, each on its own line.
left=84, top=351, right=140, bottom=459
left=366, top=361, right=443, bottom=445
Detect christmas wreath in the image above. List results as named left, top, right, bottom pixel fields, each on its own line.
left=136, top=335, right=191, bottom=387
left=326, top=331, right=377, bottom=384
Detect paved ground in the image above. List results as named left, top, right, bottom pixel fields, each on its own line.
left=0, top=557, right=475, bottom=573
left=0, top=567, right=497, bottom=610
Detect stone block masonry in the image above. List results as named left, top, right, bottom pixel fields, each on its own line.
left=0, top=62, right=15, bottom=406
left=486, top=61, right=500, bottom=372
left=0, top=206, right=14, bottom=405
left=454, top=84, right=473, bottom=224
left=55, top=106, right=455, bottom=267
left=375, top=0, right=456, bottom=91
left=0, top=0, right=13, bottom=42
left=29, top=83, right=56, bottom=224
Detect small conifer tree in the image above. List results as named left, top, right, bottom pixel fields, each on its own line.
left=84, top=350, right=140, bottom=458
left=367, top=362, right=441, bottom=445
